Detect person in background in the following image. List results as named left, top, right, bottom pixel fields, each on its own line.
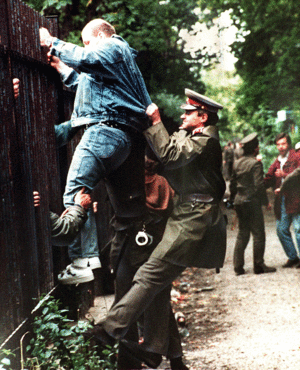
left=83, top=89, right=226, bottom=370
left=256, top=154, right=262, bottom=162
left=264, top=133, right=300, bottom=268
left=234, top=141, right=243, bottom=161
left=39, top=18, right=151, bottom=284
left=229, top=133, right=276, bottom=275
left=280, top=167, right=300, bottom=222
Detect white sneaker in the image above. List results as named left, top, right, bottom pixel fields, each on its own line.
left=88, top=257, right=101, bottom=270
left=58, top=264, right=94, bottom=285
left=70, top=257, right=101, bottom=269
left=72, top=258, right=89, bottom=268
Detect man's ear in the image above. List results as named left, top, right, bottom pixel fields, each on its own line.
left=201, top=113, right=208, bottom=124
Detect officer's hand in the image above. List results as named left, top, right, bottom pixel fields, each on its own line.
left=146, top=103, right=161, bottom=126
left=74, top=187, right=92, bottom=210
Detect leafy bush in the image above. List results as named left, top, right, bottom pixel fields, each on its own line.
left=0, top=349, right=15, bottom=370
left=14, top=295, right=117, bottom=370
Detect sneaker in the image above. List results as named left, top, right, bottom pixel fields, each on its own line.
left=70, top=257, right=101, bottom=270
left=72, top=257, right=89, bottom=268
left=88, top=257, right=101, bottom=270
left=58, top=264, right=94, bottom=284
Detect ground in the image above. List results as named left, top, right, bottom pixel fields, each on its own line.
left=89, top=193, right=300, bottom=370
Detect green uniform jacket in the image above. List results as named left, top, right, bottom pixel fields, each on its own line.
left=143, top=122, right=226, bottom=268
left=50, top=205, right=87, bottom=246
left=230, top=155, right=269, bottom=206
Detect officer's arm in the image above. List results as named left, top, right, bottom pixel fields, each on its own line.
left=50, top=206, right=87, bottom=246
left=54, top=121, right=81, bottom=148
left=264, top=161, right=277, bottom=189
left=229, top=169, right=237, bottom=203
left=253, top=161, right=269, bottom=205
left=281, top=166, right=300, bottom=193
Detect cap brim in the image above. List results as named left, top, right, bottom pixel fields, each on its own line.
left=185, top=88, right=223, bottom=112
left=180, top=103, right=198, bottom=110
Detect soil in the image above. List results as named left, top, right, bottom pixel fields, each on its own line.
left=90, top=192, right=300, bottom=370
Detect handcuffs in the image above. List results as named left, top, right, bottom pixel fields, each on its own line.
left=135, top=224, right=153, bottom=246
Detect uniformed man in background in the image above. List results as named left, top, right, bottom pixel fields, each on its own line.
left=229, top=133, right=276, bottom=276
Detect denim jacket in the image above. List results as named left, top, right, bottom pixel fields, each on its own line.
left=50, top=35, right=152, bottom=132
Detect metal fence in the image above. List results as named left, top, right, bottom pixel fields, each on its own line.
left=0, top=0, right=112, bottom=356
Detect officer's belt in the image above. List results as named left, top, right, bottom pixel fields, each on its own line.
left=179, top=193, right=215, bottom=204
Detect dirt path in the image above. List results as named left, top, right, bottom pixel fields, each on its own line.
left=178, top=206, right=300, bottom=370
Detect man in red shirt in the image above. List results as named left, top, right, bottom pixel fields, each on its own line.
left=264, top=133, right=300, bottom=267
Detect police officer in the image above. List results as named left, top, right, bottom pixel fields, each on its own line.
left=83, top=89, right=227, bottom=368
left=229, top=133, right=276, bottom=275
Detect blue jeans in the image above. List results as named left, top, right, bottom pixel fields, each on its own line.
left=276, top=197, right=300, bottom=260
left=63, top=123, right=132, bottom=260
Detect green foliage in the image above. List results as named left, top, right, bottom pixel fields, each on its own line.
left=42, top=0, right=73, bottom=11
left=24, top=0, right=45, bottom=10
left=152, top=91, right=184, bottom=125
left=0, top=349, right=15, bottom=370
left=201, top=70, right=243, bottom=143
left=65, top=31, right=83, bottom=46
left=194, top=0, right=300, bottom=167
left=23, top=296, right=117, bottom=370
left=199, top=0, right=300, bottom=119
left=104, top=0, right=205, bottom=95
left=200, top=67, right=284, bottom=168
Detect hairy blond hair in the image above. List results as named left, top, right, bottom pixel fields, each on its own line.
left=83, top=19, right=116, bottom=38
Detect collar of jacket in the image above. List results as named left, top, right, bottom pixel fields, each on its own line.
left=192, top=125, right=219, bottom=140
left=111, top=34, right=138, bottom=58
left=276, top=149, right=297, bottom=164
left=278, top=150, right=289, bottom=162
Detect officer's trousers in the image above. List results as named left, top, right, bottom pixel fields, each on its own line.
left=104, top=257, right=185, bottom=357
left=233, top=200, right=265, bottom=271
